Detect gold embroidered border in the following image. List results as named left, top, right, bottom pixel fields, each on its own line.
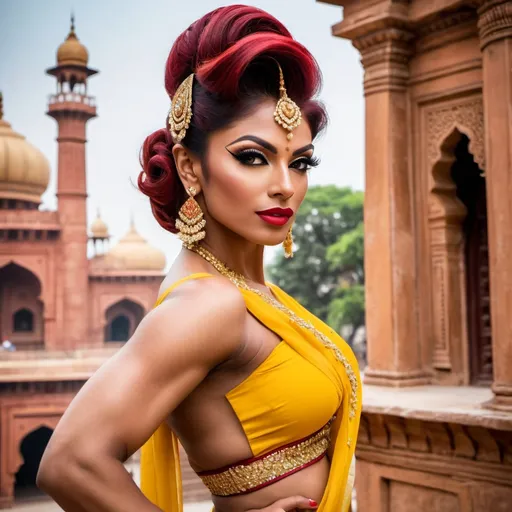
left=198, top=422, right=332, bottom=497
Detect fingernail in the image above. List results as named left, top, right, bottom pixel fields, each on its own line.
left=309, top=499, right=318, bottom=507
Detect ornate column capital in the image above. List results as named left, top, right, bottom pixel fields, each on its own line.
left=478, top=0, right=512, bottom=50
left=353, top=27, right=415, bottom=95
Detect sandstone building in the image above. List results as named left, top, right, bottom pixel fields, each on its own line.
left=319, top=0, right=512, bottom=510
left=0, top=19, right=167, bottom=507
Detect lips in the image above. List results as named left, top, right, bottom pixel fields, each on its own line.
left=256, top=207, right=294, bottom=227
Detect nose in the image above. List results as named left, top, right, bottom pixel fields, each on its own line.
left=268, top=163, right=294, bottom=201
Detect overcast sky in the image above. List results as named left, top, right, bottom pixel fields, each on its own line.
left=0, top=0, right=364, bottom=266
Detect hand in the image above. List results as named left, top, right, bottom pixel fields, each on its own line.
left=247, top=496, right=318, bottom=512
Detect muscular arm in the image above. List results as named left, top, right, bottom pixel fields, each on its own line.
left=37, top=278, right=245, bottom=512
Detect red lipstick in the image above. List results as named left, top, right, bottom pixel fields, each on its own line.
left=256, top=207, right=293, bottom=226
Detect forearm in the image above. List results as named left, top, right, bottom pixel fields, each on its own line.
left=39, top=454, right=161, bottom=512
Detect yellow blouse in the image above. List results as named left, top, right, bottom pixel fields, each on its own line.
left=141, top=273, right=362, bottom=511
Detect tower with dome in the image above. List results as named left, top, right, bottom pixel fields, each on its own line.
left=0, top=18, right=172, bottom=507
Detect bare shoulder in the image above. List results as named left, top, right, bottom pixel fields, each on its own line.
left=38, top=275, right=248, bottom=467
left=137, top=275, right=246, bottom=367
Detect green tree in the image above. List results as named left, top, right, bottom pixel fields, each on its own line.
left=266, top=186, right=364, bottom=325
left=326, top=222, right=365, bottom=345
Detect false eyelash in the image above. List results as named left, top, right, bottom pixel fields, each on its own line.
left=294, top=155, right=321, bottom=168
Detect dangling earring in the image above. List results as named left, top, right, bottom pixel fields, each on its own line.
left=283, top=225, right=294, bottom=258
left=176, top=186, right=206, bottom=248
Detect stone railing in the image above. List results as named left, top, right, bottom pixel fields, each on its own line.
left=355, top=385, right=512, bottom=511
left=48, top=92, right=96, bottom=107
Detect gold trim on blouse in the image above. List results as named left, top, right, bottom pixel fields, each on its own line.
left=197, top=418, right=334, bottom=497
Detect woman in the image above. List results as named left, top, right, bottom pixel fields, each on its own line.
left=37, top=5, right=361, bottom=512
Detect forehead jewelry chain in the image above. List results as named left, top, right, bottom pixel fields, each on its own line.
left=187, top=243, right=358, bottom=420
left=273, top=64, right=302, bottom=150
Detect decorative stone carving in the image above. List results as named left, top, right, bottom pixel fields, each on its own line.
left=478, top=0, right=512, bottom=49
left=353, top=27, right=415, bottom=94
left=417, top=9, right=477, bottom=38
left=427, top=99, right=485, bottom=170
left=357, top=412, right=512, bottom=484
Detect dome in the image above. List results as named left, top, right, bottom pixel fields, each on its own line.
left=0, top=95, right=51, bottom=204
left=57, top=17, right=89, bottom=66
left=99, top=221, right=166, bottom=271
left=90, top=210, right=109, bottom=239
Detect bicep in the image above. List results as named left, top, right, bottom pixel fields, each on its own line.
left=47, top=281, right=245, bottom=461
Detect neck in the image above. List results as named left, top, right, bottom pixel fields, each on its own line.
left=191, top=229, right=266, bottom=285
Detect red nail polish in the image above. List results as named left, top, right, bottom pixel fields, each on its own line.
left=309, top=499, right=318, bottom=507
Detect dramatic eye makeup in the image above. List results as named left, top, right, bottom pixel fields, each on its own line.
left=226, top=147, right=320, bottom=171
left=225, top=135, right=320, bottom=171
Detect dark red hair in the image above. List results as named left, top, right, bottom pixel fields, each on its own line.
left=138, top=5, right=328, bottom=233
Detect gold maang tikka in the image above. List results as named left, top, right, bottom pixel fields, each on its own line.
left=176, top=186, right=206, bottom=247
left=273, top=63, right=302, bottom=149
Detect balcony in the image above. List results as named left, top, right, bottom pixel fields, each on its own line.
left=47, top=93, right=97, bottom=118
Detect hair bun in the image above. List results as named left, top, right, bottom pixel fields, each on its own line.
left=138, top=128, right=184, bottom=234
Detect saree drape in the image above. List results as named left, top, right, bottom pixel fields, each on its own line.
left=141, top=274, right=362, bottom=511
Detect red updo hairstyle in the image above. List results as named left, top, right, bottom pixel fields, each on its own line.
left=138, top=5, right=328, bottom=233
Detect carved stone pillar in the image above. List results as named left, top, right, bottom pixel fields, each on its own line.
left=478, top=0, right=512, bottom=410
left=350, top=26, right=430, bottom=386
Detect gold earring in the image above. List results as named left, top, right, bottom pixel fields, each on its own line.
left=176, top=186, right=206, bottom=248
left=283, top=225, right=294, bottom=258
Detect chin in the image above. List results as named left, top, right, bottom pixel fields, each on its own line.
left=247, top=229, right=288, bottom=247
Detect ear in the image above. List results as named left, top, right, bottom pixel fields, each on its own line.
left=172, top=144, right=202, bottom=193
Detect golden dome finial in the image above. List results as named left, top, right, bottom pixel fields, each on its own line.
left=57, top=13, right=89, bottom=66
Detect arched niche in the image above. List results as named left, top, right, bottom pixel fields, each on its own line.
left=14, top=426, right=53, bottom=500
left=13, top=308, right=34, bottom=332
left=428, top=126, right=490, bottom=385
left=104, top=298, right=145, bottom=343
left=0, top=263, right=44, bottom=349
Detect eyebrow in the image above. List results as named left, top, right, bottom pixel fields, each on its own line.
left=226, top=135, right=314, bottom=157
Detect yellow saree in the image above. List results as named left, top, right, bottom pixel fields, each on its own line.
left=141, top=273, right=362, bottom=511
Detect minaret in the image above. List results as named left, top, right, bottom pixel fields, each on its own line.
left=46, top=15, right=98, bottom=349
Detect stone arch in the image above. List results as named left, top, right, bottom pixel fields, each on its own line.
left=0, top=258, right=45, bottom=300
left=104, top=298, right=145, bottom=342
left=426, top=98, right=485, bottom=172
left=428, top=126, right=487, bottom=384
left=0, top=263, right=44, bottom=349
left=429, top=127, right=469, bottom=221
left=102, top=294, right=149, bottom=317
left=14, top=426, right=53, bottom=499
